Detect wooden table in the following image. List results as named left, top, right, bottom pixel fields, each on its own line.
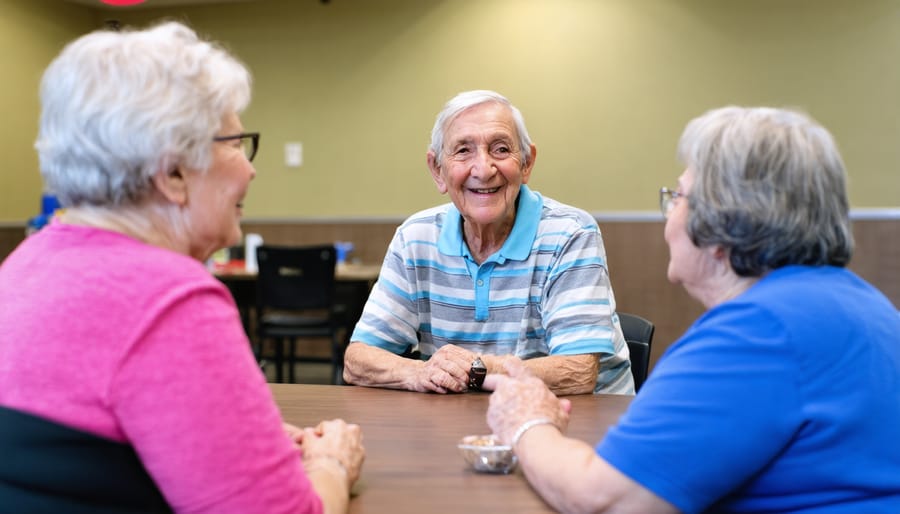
left=271, top=384, right=633, bottom=513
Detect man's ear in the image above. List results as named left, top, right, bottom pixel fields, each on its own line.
left=151, top=167, right=188, bottom=206
left=427, top=151, right=447, bottom=194
left=521, top=144, right=537, bottom=184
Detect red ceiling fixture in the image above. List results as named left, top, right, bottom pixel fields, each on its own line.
left=100, top=0, right=146, bottom=5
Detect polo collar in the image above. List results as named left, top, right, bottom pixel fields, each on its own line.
left=437, top=185, right=543, bottom=263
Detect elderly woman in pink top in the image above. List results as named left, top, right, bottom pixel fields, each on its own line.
left=0, top=22, right=363, bottom=513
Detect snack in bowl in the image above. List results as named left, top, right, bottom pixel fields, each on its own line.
left=457, top=435, right=518, bottom=474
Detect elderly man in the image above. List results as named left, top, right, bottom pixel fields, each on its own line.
left=343, top=90, right=632, bottom=395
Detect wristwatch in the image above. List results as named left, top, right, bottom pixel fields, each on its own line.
left=468, top=356, right=487, bottom=391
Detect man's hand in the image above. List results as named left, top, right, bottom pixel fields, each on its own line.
left=407, top=344, right=475, bottom=393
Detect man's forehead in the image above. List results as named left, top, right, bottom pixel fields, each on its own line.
left=445, top=104, right=518, bottom=143
left=447, top=130, right=515, bottom=144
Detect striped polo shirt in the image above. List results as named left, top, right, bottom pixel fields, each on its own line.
left=351, top=185, right=633, bottom=393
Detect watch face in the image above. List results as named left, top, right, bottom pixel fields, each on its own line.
left=469, top=357, right=487, bottom=391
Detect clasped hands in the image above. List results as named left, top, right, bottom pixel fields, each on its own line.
left=283, top=419, right=365, bottom=485
left=406, top=344, right=518, bottom=394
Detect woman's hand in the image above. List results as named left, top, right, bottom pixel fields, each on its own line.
left=483, top=359, right=572, bottom=446
left=300, top=419, right=365, bottom=486
left=283, top=422, right=305, bottom=450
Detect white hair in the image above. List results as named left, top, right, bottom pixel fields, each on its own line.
left=35, top=21, right=252, bottom=208
left=429, top=90, right=532, bottom=166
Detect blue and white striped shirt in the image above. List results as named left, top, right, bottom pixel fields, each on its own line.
left=351, top=186, right=633, bottom=394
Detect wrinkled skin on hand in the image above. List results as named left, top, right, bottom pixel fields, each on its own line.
left=295, top=419, right=365, bottom=485
left=410, top=344, right=477, bottom=394
left=483, top=359, right=572, bottom=445
left=481, top=353, right=523, bottom=375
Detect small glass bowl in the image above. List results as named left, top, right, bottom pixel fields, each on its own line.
left=457, top=434, right=518, bottom=474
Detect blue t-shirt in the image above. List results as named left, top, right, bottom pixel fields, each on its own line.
left=597, top=265, right=900, bottom=513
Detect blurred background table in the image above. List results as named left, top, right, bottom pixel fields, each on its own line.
left=271, top=384, right=632, bottom=513
left=215, top=263, right=382, bottom=382
left=214, top=262, right=381, bottom=283
left=213, top=262, right=381, bottom=325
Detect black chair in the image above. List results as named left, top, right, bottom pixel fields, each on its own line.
left=329, top=279, right=373, bottom=385
left=618, top=312, right=655, bottom=392
left=0, top=406, right=171, bottom=513
left=255, top=244, right=339, bottom=383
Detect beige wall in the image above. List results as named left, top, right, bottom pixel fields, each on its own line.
left=0, top=0, right=95, bottom=222
left=2, top=0, right=898, bottom=223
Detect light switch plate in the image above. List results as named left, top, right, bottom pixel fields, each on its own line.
left=285, top=142, right=303, bottom=167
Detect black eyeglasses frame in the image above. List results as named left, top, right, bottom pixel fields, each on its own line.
left=213, top=132, right=260, bottom=162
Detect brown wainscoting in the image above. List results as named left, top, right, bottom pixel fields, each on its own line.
left=602, top=218, right=900, bottom=369
left=239, top=218, right=899, bottom=372
left=2, top=218, right=897, bottom=373
left=0, top=226, right=25, bottom=261
left=848, top=219, right=900, bottom=312
left=238, top=219, right=400, bottom=265
left=599, top=220, right=707, bottom=370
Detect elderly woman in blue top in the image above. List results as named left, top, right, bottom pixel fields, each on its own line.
left=343, top=90, right=632, bottom=395
left=482, top=106, right=900, bottom=513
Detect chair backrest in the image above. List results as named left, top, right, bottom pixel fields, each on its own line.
left=0, top=406, right=171, bottom=513
left=618, top=312, right=655, bottom=392
left=255, top=245, right=337, bottom=311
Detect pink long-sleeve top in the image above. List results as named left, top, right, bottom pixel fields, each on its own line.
left=0, top=221, right=323, bottom=513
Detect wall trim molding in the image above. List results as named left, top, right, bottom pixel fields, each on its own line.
left=1, top=208, right=898, bottom=228
left=848, top=208, right=900, bottom=220
left=234, top=208, right=900, bottom=224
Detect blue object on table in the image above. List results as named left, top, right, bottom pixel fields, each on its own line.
left=26, top=194, right=61, bottom=234
left=41, top=194, right=61, bottom=215
left=334, top=241, right=354, bottom=264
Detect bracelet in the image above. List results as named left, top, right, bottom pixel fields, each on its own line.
left=510, top=418, right=555, bottom=449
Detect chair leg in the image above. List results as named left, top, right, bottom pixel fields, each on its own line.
left=288, top=339, right=296, bottom=384
left=330, top=333, right=345, bottom=385
left=252, top=337, right=265, bottom=374
left=250, top=336, right=259, bottom=362
left=274, top=337, right=284, bottom=383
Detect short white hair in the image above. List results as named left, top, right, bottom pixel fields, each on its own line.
left=36, top=21, right=252, bottom=208
left=429, top=90, right=532, bottom=166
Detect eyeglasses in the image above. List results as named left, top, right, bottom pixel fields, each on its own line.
left=659, top=187, right=685, bottom=218
left=213, top=132, right=260, bottom=162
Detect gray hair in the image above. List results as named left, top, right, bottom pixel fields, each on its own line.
left=429, top=90, right=532, bottom=166
left=35, top=21, right=252, bottom=208
left=677, top=106, right=853, bottom=277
